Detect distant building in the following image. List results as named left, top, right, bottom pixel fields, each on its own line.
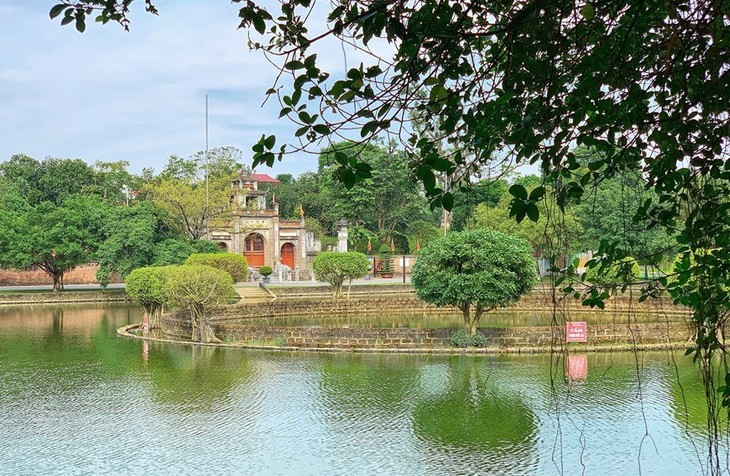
left=210, top=171, right=319, bottom=280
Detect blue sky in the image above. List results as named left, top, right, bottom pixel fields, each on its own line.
left=0, top=1, right=329, bottom=177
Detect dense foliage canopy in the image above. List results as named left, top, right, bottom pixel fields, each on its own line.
left=312, top=251, right=369, bottom=298
left=125, top=266, right=168, bottom=329
left=162, top=265, right=238, bottom=343
left=412, top=229, right=537, bottom=335
left=185, top=253, right=248, bottom=283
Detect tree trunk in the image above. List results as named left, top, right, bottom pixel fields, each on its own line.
left=440, top=207, right=452, bottom=233
left=469, top=303, right=484, bottom=336
left=199, top=312, right=221, bottom=344
left=459, top=302, right=470, bottom=326
left=149, top=305, right=162, bottom=330
left=189, top=304, right=220, bottom=343
left=347, top=278, right=353, bottom=299
left=190, top=306, right=202, bottom=342
left=333, top=281, right=342, bottom=299
left=52, top=272, right=61, bottom=292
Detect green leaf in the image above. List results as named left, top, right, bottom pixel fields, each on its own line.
left=253, top=16, right=265, bottom=34
left=423, top=170, right=436, bottom=192
left=528, top=186, right=545, bottom=201
left=525, top=203, right=539, bottom=222
left=49, top=4, right=67, bottom=19
left=312, top=124, right=330, bottom=135
left=429, top=85, right=448, bottom=102
left=284, top=60, right=305, bottom=70
left=509, top=184, right=528, bottom=200
left=581, top=3, right=595, bottom=20
left=442, top=192, right=454, bottom=211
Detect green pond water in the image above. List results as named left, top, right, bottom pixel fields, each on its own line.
left=0, top=303, right=722, bottom=475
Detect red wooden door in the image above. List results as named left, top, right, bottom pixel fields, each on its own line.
left=244, top=234, right=265, bottom=267
left=281, top=243, right=295, bottom=269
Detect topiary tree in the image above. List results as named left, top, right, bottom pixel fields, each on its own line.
left=583, top=256, right=641, bottom=292
left=312, top=251, right=369, bottom=299
left=184, top=253, right=248, bottom=282
left=162, top=265, right=237, bottom=343
left=411, top=229, right=537, bottom=336
left=125, top=266, right=168, bottom=330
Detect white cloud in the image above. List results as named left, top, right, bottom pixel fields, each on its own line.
left=0, top=1, right=329, bottom=177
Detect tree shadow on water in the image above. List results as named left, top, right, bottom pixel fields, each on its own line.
left=411, top=357, right=538, bottom=472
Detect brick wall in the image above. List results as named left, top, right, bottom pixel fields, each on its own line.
left=0, top=264, right=122, bottom=286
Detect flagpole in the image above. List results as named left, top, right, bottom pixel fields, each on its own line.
left=205, top=94, right=210, bottom=238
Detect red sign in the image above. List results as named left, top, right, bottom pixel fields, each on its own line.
left=566, top=322, right=587, bottom=343
left=567, top=354, right=588, bottom=380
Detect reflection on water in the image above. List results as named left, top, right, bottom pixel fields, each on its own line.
left=254, top=310, right=688, bottom=329
left=0, top=304, right=722, bottom=475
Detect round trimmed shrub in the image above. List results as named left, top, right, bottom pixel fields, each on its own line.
left=184, top=253, right=248, bottom=282
left=412, top=229, right=536, bottom=335
left=313, top=251, right=369, bottom=298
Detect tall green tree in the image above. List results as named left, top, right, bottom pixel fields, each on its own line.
left=451, top=179, right=508, bottom=231
left=91, top=160, right=136, bottom=205
left=319, top=141, right=427, bottom=241
left=577, top=174, right=675, bottom=264
left=37, top=158, right=97, bottom=206
left=0, top=195, right=110, bottom=290
left=1, top=155, right=96, bottom=206
left=95, top=201, right=179, bottom=286
left=468, top=194, right=584, bottom=257
left=145, top=176, right=232, bottom=240
left=0, top=154, right=44, bottom=205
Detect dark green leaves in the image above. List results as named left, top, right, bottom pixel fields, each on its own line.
left=49, top=4, right=67, bottom=19
left=284, top=60, right=305, bottom=70
left=509, top=184, right=527, bottom=200
left=508, top=185, right=544, bottom=223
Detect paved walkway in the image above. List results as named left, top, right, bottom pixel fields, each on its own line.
left=0, top=277, right=411, bottom=292
left=239, top=275, right=411, bottom=287
left=0, top=283, right=125, bottom=292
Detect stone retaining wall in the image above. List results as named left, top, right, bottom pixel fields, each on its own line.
left=161, top=313, right=691, bottom=350
left=217, top=293, right=685, bottom=320
left=159, top=293, right=690, bottom=350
